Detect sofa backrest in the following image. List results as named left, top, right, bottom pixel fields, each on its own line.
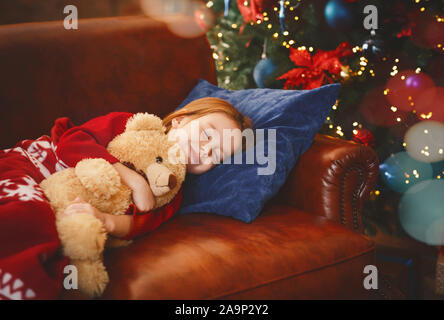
left=0, top=16, right=217, bottom=148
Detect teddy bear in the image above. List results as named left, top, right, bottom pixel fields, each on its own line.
left=40, top=113, right=186, bottom=298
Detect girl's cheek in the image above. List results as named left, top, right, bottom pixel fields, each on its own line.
left=187, top=163, right=215, bottom=175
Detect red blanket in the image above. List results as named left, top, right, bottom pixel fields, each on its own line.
left=0, top=135, right=70, bottom=300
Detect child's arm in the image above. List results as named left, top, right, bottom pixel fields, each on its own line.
left=54, top=112, right=155, bottom=212
left=112, top=162, right=155, bottom=213
left=64, top=188, right=183, bottom=239
left=54, top=112, right=133, bottom=167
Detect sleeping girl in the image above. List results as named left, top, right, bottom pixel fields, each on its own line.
left=54, top=97, right=252, bottom=240
left=0, top=96, right=251, bottom=299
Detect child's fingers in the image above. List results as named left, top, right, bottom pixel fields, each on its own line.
left=70, top=197, right=85, bottom=204
left=67, top=202, right=92, bottom=210
left=64, top=204, right=93, bottom=216
left=66, top=203, right=86, bottom=211
left=63, top=207, right=77, bottom=216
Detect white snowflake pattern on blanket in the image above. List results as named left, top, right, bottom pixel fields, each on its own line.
left=2, top=137, right=69, bottom=178
left=0, top=175, right=45, bottom=202
left=0, top=268, right=36, bottom=300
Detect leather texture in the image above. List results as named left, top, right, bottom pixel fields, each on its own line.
left=101, top=203, right=375, bottom=300
left=275, top=134, right=379, bottom=233
left=0, top=16, right=378, bottom=299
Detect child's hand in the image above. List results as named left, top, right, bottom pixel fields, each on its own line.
left=112, top=162, right=155, bottom=212
left=63, top=197, right=101, bottom=218
left=63, top=197, right=133, bottom=238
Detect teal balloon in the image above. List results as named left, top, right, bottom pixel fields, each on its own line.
left=432, top=159, right=444, bottom=178
left=399, top=179, right=444, bottom=245
left=253, top=58, right=276, bottom=88
left=380, top=151, right=433, bottom=193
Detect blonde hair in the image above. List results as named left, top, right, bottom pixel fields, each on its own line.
left=163, top=97, right=253, bottom=150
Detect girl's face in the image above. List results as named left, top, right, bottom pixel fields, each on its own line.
left=168, top=112, right=243, bottom=174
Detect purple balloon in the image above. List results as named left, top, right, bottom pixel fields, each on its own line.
left=405, top=75, right=421, bottom=89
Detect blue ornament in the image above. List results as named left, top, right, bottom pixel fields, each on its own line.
left=253, top=58, right=276, bottom=88
left=324, top=0, right=354, bottom=31
left=380, top=151, right=433, bottom=193
left=399, top=179, right=444, bottom=245
left=224, top=0, right=231, bottom=17
left=362, top=36, right=385, bottom=60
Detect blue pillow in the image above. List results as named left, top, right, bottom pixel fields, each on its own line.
left=176, top=79, right=340, bottom=223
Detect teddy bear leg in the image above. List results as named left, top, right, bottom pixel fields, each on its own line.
left=56, top=212, right=107, bottom=261
left=71, top=258, right=109, bottom=298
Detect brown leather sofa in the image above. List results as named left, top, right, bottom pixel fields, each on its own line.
left=0, top=16, right=379, bottom=299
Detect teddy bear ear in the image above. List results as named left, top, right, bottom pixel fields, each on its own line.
left=125, top=113, right=166, bottom=133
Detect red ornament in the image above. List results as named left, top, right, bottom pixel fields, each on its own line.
left=236, top=0, right=278, bottom=23
left=352, top=128, right=375, bottom=148
left=277, top=42, right=353, bottom=90
left=236, top=0, right=264, bottom=23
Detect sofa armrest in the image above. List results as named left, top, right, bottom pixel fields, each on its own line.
left=275, top=134, right=379, bottom=233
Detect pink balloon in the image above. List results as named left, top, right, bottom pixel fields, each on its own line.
left=415, top=87, right=444, bottom=123
left=360, top=86, right=409, bottom=127
left=386, top=70, right=435, bottom=112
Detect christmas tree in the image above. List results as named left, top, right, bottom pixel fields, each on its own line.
left=205, top=0, right=444, bottom=239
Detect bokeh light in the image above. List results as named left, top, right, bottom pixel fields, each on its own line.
left=415, top=87, right=444, bottom=123
left=385, top=70, right=435, bottom=112
left=380, top=151, right=433, bottom=193
left=360, top=85, right=409, bottom=127
left=404, top=120, right=444, bottom=163
left=399, top=179, right=444, bottom=245
left=140, top=0, right=214, bottom=38
left=411, top=12, right=444, bottom=51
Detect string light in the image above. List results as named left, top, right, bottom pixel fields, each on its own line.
left=420, top=112, right=433, bottom=119
left=390, top=58, right=400, bottom=76
left=208, top=0, right=418, bottom=146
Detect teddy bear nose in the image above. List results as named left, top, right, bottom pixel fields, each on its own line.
left=168, top=174, right=177, bottom=189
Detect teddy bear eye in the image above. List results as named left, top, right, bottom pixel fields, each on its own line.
left=156, top=156, right=163, bottom=164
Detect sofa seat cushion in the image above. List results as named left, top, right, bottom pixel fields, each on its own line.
left=101, top=204, right=375, bottom=299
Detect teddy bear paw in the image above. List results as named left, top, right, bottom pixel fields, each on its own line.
left=57, top=213, right=107, bottom=260
left=72, top=259, right=109, bottom=298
